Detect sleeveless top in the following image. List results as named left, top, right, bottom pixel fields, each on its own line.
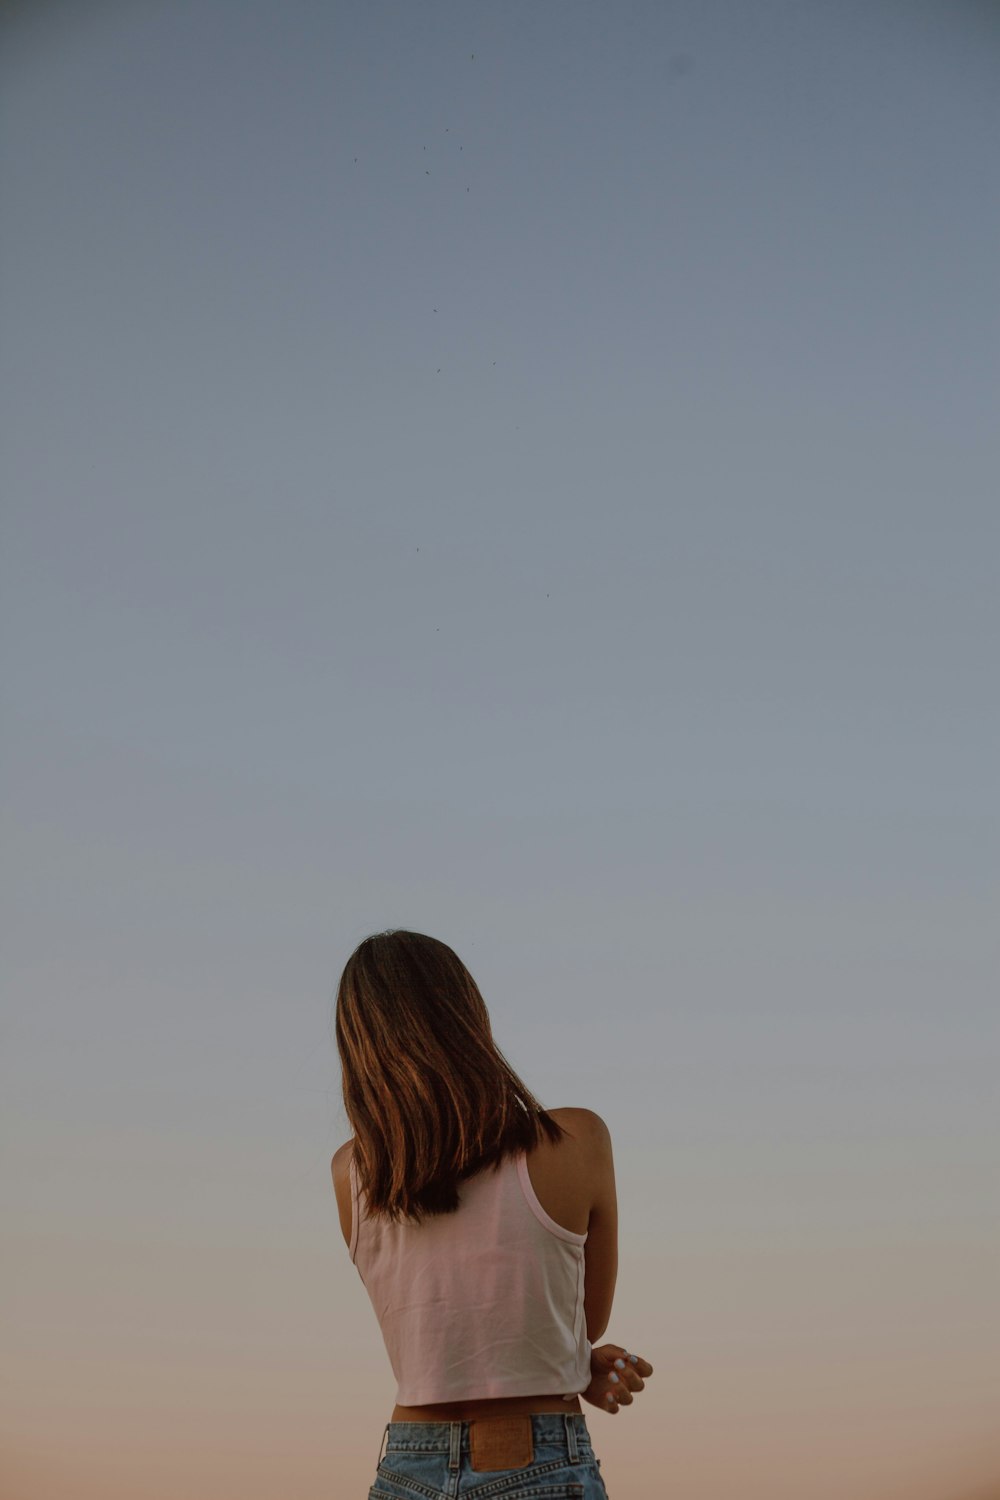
left=348, top=1148, right=593, bottom=1405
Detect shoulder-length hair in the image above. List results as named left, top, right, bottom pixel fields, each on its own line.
left=335, top=929, right=566, bottom=1224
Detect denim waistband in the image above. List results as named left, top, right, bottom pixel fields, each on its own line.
left=378, top=1412, right=593, bottom=1468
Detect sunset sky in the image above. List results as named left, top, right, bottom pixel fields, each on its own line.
left=2, top=3, right=998, bottom=1497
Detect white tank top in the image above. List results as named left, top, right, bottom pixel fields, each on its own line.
left=349, top=1148, right=593, bottom=1405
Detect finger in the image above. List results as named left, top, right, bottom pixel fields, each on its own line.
left=604, top=1392, right=619, bottom=1414
left=612, top=1357, right=645, bottom=1391
left=608, top=1375, right=634, bottom=1405
left=624, top=1353, right=654, bottom=1376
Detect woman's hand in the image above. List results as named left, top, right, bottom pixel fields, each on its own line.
left=581, top=1343, right=654, bottom=1415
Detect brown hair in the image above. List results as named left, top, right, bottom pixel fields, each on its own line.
left=335, top=929, right=566, bottom=1224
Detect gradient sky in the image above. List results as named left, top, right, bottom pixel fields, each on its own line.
left=1, top=3, right=998, bottom=1498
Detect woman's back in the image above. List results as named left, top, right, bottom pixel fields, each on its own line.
left=331, top=1103, right=618, bottom=1423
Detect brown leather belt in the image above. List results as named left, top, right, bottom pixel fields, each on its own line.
left=468, top=1415, right=534, bottom=1471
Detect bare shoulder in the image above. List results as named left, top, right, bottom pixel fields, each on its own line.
left=331, top=1138, right=355, bottom=1196
left=543, top=1108, right=615, bottom=1237
left=548, top=1106, right=612, bottom=1145
left=545, top=1107, right=614, bottom=1178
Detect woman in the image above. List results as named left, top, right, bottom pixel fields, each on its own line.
left=332, top=929, right=654, bottom=1498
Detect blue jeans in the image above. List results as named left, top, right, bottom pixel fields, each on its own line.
left=367, top=1412, right=610, bottom=1499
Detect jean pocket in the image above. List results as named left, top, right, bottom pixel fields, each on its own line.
left=464, top=1474, right=586, bottom=1499
left=370, top=1457, right=596, bottom=1500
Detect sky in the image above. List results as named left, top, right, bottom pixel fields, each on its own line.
left=1, top=2, right=998, bottom=1497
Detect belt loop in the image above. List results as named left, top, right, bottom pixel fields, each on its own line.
left=376, top=1422, right=389, bottom=1469
left=563, top=1412, right=580, bottom=1463
left=449, top=1419, right=462, bottom=1471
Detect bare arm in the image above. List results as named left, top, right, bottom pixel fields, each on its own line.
left=578, top=1109, right=618, bottom=1343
